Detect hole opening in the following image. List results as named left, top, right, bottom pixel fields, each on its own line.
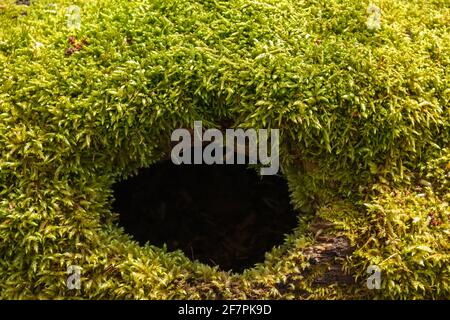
left=112, top=150, right=298, bottom=272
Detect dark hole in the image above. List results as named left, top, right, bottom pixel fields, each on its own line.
left=111, top=149, right=298, bottom=272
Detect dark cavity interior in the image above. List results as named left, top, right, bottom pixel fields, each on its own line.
left=112, top=152, right=298, bottom=272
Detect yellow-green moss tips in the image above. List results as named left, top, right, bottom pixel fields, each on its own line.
left=0, top=0, right=449, bottom=299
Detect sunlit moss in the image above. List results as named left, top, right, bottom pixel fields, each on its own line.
left=0, top=0, right=449, bottom=299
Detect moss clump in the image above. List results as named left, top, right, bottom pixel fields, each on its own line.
left=0, top=0, right=449, bottom=299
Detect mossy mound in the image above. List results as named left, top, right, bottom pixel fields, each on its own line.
left=0, top=0, right=449, bottom=299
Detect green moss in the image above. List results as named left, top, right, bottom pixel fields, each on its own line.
left=0, top=0, right=449, bottom=299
